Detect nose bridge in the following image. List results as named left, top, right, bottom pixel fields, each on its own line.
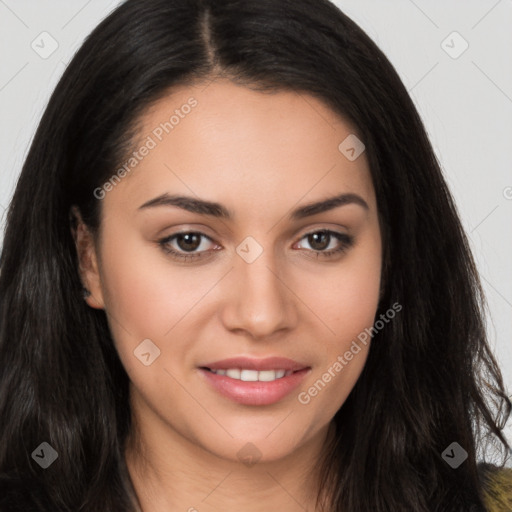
left=220, top=235, right=296, bottom=337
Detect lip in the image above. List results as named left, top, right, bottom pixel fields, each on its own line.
left=198, top=356, right=311, bottom=406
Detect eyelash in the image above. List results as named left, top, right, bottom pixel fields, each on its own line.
left=157, top=229, right=354, bottom=262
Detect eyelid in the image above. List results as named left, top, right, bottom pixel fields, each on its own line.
left=158, top=224, right=350, bottom=248
left=157, top=226, right=354, bottom=262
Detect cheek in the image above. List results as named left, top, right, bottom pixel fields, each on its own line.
left=303, top=235, right=382, bottom=341
left=98, top=228, right=201, bottom=336
left=295, top=233, right=380, bottom=414
left=96, top=229, right=230, bottom=387
left=97, top=241, right=197, bottom=407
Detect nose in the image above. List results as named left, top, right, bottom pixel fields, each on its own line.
left=219, top=246, right=298, bottom=340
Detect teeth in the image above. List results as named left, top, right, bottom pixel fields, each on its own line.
left=240, top=369, right=259, bottom=381
left=258, top=370, right=279, bottom=382
left=209, top=368, right=293, bottom=382
left=226, top=369, right=241, bottom=379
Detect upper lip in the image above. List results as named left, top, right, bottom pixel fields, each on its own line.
left=201, top=356, right=309, bottom=372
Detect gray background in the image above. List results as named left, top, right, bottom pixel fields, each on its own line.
left=0, top=0, right=511, bottom=451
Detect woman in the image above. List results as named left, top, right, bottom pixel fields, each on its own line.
left=0, top=0, right=510, bottom=510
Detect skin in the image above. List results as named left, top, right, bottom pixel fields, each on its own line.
left=74, top=78, right=382, bottom=512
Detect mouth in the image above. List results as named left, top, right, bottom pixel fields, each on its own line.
left=198, top=356, right=311, bottom=405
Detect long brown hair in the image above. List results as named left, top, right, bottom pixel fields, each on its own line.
left=0, top=0, right=509, bottom=510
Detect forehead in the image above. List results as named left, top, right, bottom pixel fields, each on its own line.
left=104, top=78, right=375, bottom=217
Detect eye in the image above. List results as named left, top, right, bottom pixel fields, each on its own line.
left=294, top=230, right=354, bottom=259
left=158, top=232, right=219, bottom=261
left=158, top=229, right=354, bottom=263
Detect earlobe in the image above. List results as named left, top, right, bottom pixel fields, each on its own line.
left=70, top=206, right=105, bottom=310
left=83, top=286, right=105, bottom=309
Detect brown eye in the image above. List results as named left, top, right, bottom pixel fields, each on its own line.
left=306, top=231, right=331, bottom=251
left=296, top=230, right=354, bottom=259
left=158, top=231, right=218, bottom=261
left=158, top=229, right=354, bottom=263
left=174, top=233, right=202, bottom=252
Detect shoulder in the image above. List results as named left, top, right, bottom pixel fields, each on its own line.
left=478, top=462, right=512, bottom=512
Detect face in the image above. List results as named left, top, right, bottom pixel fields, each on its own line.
left=76, top=78, right=382, bottom=465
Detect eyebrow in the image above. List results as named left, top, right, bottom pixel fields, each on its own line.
left=138, top=192, right=369, bottom=220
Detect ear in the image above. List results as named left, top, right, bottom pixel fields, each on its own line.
left=70, top=206, right=105, bottom=310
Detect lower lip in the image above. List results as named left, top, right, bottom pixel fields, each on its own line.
left=199, top=368, right=311, bottom=406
